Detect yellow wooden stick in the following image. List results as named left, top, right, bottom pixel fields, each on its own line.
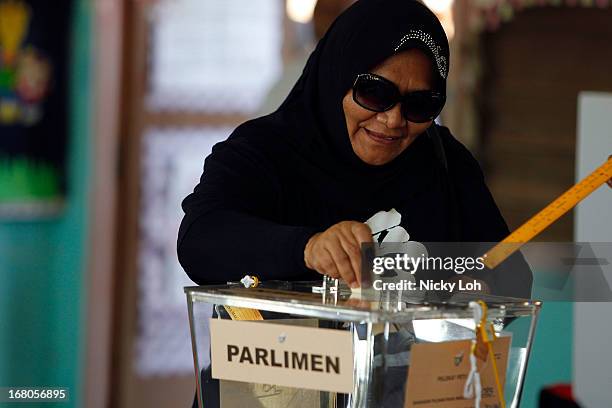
left=484, top=157, right=612, bottom=269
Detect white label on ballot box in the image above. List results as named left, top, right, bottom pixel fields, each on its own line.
left=210, top=319, right=354, bottom=393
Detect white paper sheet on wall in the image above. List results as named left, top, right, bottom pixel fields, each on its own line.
left=136, top=127, right=231, bottom=375
left=147, top=0, right=283, bottom=113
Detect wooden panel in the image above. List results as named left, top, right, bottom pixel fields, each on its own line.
left=480, top=7, right=612, bottom=241
left=86, top=1, right=124, bottom=407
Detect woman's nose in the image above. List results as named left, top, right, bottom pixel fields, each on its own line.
left=377, top=103, right=405, bottom=129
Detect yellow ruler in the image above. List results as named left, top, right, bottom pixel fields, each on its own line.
left=483, top=156, right=612, bottom=269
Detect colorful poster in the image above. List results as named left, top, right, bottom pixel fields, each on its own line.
left=0, top=0, right=70, bottom=218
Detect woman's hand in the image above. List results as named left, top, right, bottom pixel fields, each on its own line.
left=304, top=221, right=373, bottom=288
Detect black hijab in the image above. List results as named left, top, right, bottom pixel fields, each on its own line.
left=219, top=1, right=450, bottom=227
left=275, top=0, right=449, bottom=173
left=224, top=0, right=452, bottom=214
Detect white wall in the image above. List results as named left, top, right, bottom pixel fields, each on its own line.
left=573, top=92, right=612, bottom=408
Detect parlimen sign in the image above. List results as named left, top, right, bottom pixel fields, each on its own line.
left=210, top=319, right=354, bottom=394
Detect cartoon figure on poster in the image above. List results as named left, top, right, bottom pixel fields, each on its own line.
left=0, top=0, right=69, bottom=218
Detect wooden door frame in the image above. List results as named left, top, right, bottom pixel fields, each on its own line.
left=108, top=0, right=148, bottom=405
left=84, top=0, right=124, bottom=407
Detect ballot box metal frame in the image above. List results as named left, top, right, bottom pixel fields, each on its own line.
left=185, top=281, right=541, bottom=408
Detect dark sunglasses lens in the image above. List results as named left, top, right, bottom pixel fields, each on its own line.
left=402, top=92, right=444, bottom=123
left=354, top=78, right=396, bottom=112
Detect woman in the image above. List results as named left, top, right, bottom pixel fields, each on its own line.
left=178, top=0, right=532, bottom=298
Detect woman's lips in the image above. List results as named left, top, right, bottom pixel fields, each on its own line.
left=364, top=128, right=403, bottom=145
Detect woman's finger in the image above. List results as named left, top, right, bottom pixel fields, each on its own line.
left=350, top=223, right=373, bottom=283
left=337, top=230, right=362, bottom=286
left=350, top=222, right=373, bottom=245
left=326, top=238, right=358, bottom=287
left=318, top=247, right=341, bottom=279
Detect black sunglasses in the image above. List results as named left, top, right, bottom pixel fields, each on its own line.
left=352, top=73, right=445, bottom=123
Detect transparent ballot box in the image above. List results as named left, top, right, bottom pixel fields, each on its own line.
left=185, top=281, right=541, bottom=408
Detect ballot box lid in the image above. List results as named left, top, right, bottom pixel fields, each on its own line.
left=184, top=281, right=540, bottom=323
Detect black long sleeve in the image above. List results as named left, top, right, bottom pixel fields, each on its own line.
left=177, top=136, right=318, bottom=285
left=179, top=209, right=317, bottom=285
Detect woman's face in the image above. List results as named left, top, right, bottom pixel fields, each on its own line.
left=342, top=49, right=434, bottom=166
